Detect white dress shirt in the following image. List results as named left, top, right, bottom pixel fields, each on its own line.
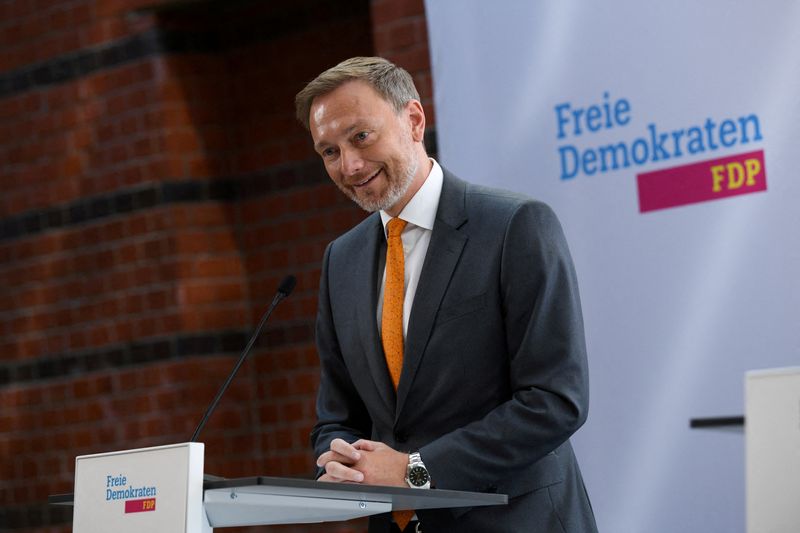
left=377, top=159, right=444, bottom=338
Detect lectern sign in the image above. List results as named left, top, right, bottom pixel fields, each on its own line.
left=73, top=442, right=208, bottom=533
left=746, top=368, right=800, bottom=533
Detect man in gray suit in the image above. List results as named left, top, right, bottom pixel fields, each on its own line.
left=295, top=57, right=597, bottom=532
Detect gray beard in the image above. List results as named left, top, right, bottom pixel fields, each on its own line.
left=351, top=156, right=419, bottom=213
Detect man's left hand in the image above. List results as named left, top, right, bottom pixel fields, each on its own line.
left=350, top=439, right=408, bottom=487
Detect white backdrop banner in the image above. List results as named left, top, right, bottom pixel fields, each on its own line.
left=425, top=1, right=800, bottom=532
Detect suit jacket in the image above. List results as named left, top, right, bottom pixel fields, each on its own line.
left=312, top=169, right=597, bottom=532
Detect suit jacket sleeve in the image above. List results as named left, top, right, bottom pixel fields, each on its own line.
left=310, top=241, right=372, bottom=464
left=419, top=200, right=589, bottom=494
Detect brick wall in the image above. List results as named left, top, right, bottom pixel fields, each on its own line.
left=0, top=0, right=433, bottom=531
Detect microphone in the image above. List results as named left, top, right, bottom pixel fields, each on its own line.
left=190, top=274, right=297, bottom=443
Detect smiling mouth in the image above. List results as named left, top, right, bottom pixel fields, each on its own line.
left=354, top=169, right=381, bottom=188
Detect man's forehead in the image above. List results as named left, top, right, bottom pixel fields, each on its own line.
left=310, top=106, right=371, bottom=144
left=310, top=82, right=391, bottom=139
left=312, top=81, right=391, bottom=116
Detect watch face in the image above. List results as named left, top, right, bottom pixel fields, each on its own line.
left=408, top=466, right=430, bottom=487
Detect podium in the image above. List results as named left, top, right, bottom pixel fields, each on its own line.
left=745, top=367, right=800, bottom=533
left=50, top=443, right=507, bottom=532
left=689, top=367, right=800, bottom=533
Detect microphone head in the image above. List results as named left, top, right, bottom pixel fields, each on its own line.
left=277, top=275, right=297, bottom=297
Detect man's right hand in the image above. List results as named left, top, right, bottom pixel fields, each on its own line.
left=316, top=438, right=365, bottom=482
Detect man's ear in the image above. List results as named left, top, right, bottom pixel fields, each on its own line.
left=406, top=99, right=426, bottom=143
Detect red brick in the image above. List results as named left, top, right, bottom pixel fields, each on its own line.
left=192, top=257, right=244, bottom=279
left=180, top=281, right=243, bottom=306
left=113, top=320, right=133, bottom=341
left=87, top=324, right=112, bottom=346
left=374, top=18, right=421, bottom=52
left=18, top=337, right=46, bottom=358
left=68, top=329, right=88, bottom=350
left=126, top=86, right=152, bottom=111
left=193, top=203, right=232, bottom=227
left=43, top=382, right=69, bottom=403
left=186, top=154, right=217, bottom=177
left=164, top=130, right=201, bottom=153
left=371, top=0, right=425, bottom=26
left=174, top=231, right=238, bottom=255
left=383, top=45, right=430, bottom=74
left=71, top=428, right=95, bottom=449
left=281, top=400, right=304, bottom=422
left=84, top=17, right=129, bottom=46
left=179, top=306, right=239, bottom=330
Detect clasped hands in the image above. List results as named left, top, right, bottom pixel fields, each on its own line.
left=317, top=438, right=408, bottom=487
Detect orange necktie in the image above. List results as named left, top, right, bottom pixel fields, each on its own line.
left=382, top=217, right=408, bottom=389
left=381, top=218, right=414, bottom=531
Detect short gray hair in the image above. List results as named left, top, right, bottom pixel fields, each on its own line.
left=294, top=56, right=420, bottom=130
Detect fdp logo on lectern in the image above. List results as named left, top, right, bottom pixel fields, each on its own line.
left=105, top=473, right=158, bottom=514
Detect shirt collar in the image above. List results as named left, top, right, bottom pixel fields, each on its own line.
left=380, top=158, right=444, bottom=236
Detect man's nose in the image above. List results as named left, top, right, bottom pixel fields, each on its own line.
left=339, top=147, right=364, bottom=176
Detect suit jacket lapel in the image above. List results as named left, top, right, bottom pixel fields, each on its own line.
left=355, top=215, right=397, bottom=415
left=396, top=172, right=468, bottom=418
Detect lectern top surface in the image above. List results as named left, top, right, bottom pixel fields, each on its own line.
left=50, top=475, right=508, bottom=510
left=204, top=476, right=508, bottom=509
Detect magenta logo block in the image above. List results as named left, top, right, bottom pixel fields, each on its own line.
left=637, top=150, right=766, bottom=213
left=124, top=497, right=156, bottom=513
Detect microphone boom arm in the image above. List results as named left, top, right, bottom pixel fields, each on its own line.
left=189, top=275, right=296, bottom=443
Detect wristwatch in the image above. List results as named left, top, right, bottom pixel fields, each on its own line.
left=405, top=452, right=431, bottom=489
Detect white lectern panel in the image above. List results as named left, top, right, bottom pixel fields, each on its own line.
left=746, top=367, right=800, bottom=533
left=73, top=442, right=209, bottom=533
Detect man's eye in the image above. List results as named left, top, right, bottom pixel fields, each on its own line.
left=354, top=131, right=369, bottom=142
left=322, top=148, right=337, bottom=157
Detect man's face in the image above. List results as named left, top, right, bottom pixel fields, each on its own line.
left=309, top=80, right=420, bottom=213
